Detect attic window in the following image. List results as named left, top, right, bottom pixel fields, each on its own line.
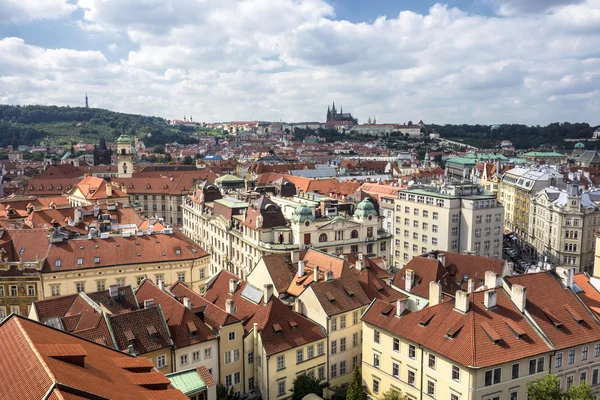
left=155, top=240, right=159, bottom=244
left=94, top=245, right=99, bottom=249
left=505, top=320, right=525, bottom=339
left=77, top=258, right=83, bottom=265
left=481, top=322, right=502, bottom=344
left=137, top=253, right=141, bottom=257
left=94, top=257, right=100, bottom=263
left=136, top=242, right=140, bottom=245
left=543, top=307, right=563, bottom=329
left=175, top=248, right=181, bottom=255
left=19, top=248, right=25, bottom=255
left=343, top=286, right=354, bottom=297
left=565, top=304, right=584, bottom=324
left=418, top=310, right=436, bottom=327
left=147, top=325, right=158, bottom=337
left=446, top=322, right=464, bottom=338
left=55, top=260, right=62, bottom=267
left=162, top=252, right=166, bottom=256
left=116, top=243, right=120, bottom=247
left=325, top=292, right=336, bottom=303
left=124, top=329, right=135, bottom=342
left=289, top=320, right=298, bottom=330
left=380, top=304, right=394, bottom=316
left=191, top=248, right=197, bottom=253
left=273, top=323, right=283, bottom=333
left=187, top=321, right=198, bottom=337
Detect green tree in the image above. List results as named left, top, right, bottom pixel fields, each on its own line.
left=565, top=382, right=594, bottom=400
left=183, top=155, right=193, bottom=165
left=194, top=153, right=203, bottom=160
left=526, top=374, right=565, bottom=400
left=290, top=373, right=323, bottom=400
left=346, top=366, right=367, bottom=400
left=381, top=388, right=408, bottom=400
left=152, top=145, right=165, bottom=154
left=164, top=153, right=172, bottom=163
left=216, top=384, right=240, bottom=400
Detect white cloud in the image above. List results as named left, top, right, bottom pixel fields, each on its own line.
left=107, top=43, right=118, bottom=52
left=1, top=0, right=600, bottom=125
left=0, top=0, right=76, bottom=23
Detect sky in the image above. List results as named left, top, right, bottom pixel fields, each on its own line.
left=1, top=0, right=599, bottom=125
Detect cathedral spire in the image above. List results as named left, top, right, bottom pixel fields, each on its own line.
left=367, top=116, right=371, bottom=124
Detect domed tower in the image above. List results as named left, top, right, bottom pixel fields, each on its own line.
left=292, top=204, right=315, bottom=224
left=354, top=198, right=378, bottom=221
left=116, top=133, right=134, bottom=178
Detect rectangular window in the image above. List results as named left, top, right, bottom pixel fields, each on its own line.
left=277, top=355, right=285, bottom=370
left=204, top=348, right=212, bottom=359
left=76, top=283, right=85, bottom=293
left=529, top=359, right=536, bottom=375
left=373, top=379, right=380, bottom=394
left=10, top=285, right=17, bottom=297
left=331, top=340, right=337, bottom=355
left=228, top=331, right=236, bottom=341
left=331, top=363, right=337, bottom=378
left=353, top=311, right=359, bottom=325
left=278, top=381, right=286, bottom=396
left=192, top=351, right=200, bottom=362
left=567, top=375, right=574, bottom=389
left=582, top=347, right=589, bottom=361
left=556, top=352, right=562, bottom=368
left=317, top=342, right=324, bottom=356
left=318, top=366, right=325, bottom=381
left=157, top=354, right=167, bottom=369
left=51, top=285, right=60, bottom=296
left=485, top=367, right=501, bottom=386
left=393, top=338, right=400, bottom=352
left=409, top=344, right=416, bottom=359
left=374, top=329, right=380, bottom=344
left=581, top=371, right=587, bottom=384
left=512, top=363, right=519, bottom=379
left=373, top=353, right=380, bottom=369
left=452, top=365, right=460, bottom=381
left=353, top=332, right=359, bottom=348
left=296, top=349, right=304, bottom=364
left=180, top=354, right=188, bottom=366
left=331, top=317, right=337, bottom=332
left=340, top=315, right=346, bottom=329
left=537, top=357, right=544, bottom=373
left=408, top=370, right=415, bottom=386
left=427, top=380, right=435, bottom=397
left=595, top=343, right=600, bottom=357
left=392, top=362, right=399, bottom=378
left=592, top=368, right=599, bottom=385
left=569, top=350, right=576, bottom=364
left=177, top=272, right=185, bottom=282
left=340, top=337, right=346, bottom=352
left=307, top=346, right=314, bottom=359
left=340, top=360, right=346, bottom=375
left=27, top=285, right=35, bottom=296
left=428, top=354, right=436, bottom=369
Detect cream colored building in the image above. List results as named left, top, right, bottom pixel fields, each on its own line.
left=182, top=182, right=391, bottom=280
left=40, top=230, right=210, bottom=299
left=529, top=182, right=600, bottom=272
left=499, top=167, right=562, bottom=243
left=393, top=183, right=504, bottom=269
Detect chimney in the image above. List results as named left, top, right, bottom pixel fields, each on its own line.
left=326, top=270, right=334, bottom=282
left=263, top=284, right=273, bottom=305
left=437, top=253, right=446, bottom=267
left=229, top=278, right=237, bottom=294
left=314, top=265, right=320, bottom=282
left=467, top=278, right=475, bottom=293
left=128, top=344, right=135, bottom=356
left=298, top=260, right=305, bottom=278
left=295, top=298, right=303, bottom=314
left=143, top=299, right=154, bottom=308
left=396, top=298, right=408, bottom=317
left=429, top=281, right=443, bottom=306
left=405, top=269, right=415, bottom=292
left=106, top=183, right=113, bottom=197
left=484, top=290, right=497, bottom=309
left=74, top=207, right=82, bottom=224
left=108, top=285, right=118, bottom=298
left=454, top=290, right=469, bottom=313
left=183, top=297, right=191, bottom=309
left=567, top=267, right=575, bottom=288
left=158, top=279, right=165, bottom=291
left=356, top=253, right=365, bottom=271
left=290, top=251, right=300, bottom=263
left=511, top=284, right=527, bottom=312
left=226, top=299, right=235, bottom=315
left=485, top=271, right=497, bottom=289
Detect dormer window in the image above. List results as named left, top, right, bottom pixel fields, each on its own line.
left=55, top=260, right=61, bottom=267
left=19, top=248, right=25, bottom=255
left=77, top=258, right=83, bottom=265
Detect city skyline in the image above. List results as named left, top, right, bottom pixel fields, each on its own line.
left=1, top=0, right=599, bottom=125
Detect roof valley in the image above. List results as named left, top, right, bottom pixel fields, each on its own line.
left=15, top=318, right=57, bottom=386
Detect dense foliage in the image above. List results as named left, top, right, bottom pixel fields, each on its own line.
left=527, top=374, right=594, bottom=400
left=0, top=105, right=198, bottom=147
left=216, top=384, right=240, bottom=400
left=346, top=366, right=367, bottom=400
left=290, top=373, right=324, bottom=400
left=428, top=122, right=597, bottom=149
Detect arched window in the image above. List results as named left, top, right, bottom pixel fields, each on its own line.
left=351, top=230, right=359, bottom=239
left=319, top=233, right=328, bottom=243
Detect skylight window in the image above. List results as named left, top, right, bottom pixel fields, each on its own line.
left=175, top=248, right=181, bottom=255
left=77, top=258, right=83, bottom=265
left=94, top=257, right=100, bottom=263
left=19, top=248, right=25, bottom=254
left=55, top=260, right=61, bottom=267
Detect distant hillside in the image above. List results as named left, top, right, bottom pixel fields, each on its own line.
left=0, top=105, right=199, bottom=148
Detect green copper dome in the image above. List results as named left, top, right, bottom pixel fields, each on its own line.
left=292, top=204, right=314, bottom=223
left=575, top=142, right=585, bottom=148
left=355, top=199, right=378, bottom=218
left=116, top=134, right=133, bottom=143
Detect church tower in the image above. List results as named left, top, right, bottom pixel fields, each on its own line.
left=85, top=94, right=89, bottom=108
left=116, top=133, right=134, bottom=178
left=327, top=106, right=331, bottom=122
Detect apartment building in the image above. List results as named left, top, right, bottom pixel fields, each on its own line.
left=40, top=229, right=210, bottom=298
left=182, top=181, right=391, bottom=281
left=0, top=314, right=188, bottom=400
left=393, top=183, right=504, bottom=268
left=136, top=280, right=220, bottom=376
left=204, top=270, right=327, bottom=400
left=529, top=181, right=600, bottom=272
left=499, top=167, right=562, bottom=243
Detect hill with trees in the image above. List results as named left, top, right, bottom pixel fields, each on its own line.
left=0, top=105, right=199, bottom=148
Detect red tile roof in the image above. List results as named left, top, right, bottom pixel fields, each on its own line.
left=0, top=315, right=187, bottom=400
left=507, top=272, right=600, bottom=350
left=363, top=289, right=550, bottom=367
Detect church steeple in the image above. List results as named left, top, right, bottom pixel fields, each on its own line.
left=327, top=106, right=331, bottom=122
left=85, top=94, right=89, bottom=108
left=367, top=116, right=371, bottom=124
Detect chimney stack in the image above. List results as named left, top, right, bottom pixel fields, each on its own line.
left=511, top=284, right=527, bottom=312
left=429, top=281, right=443, bottom=306
left=485, top=271, right=497, bottom=289
left=229, top=278, right=237, bottom=295
left=298, top=260, right=305, bottom=278
left=263, top=284, right=273, bottom=305
left=356, top=253, right=365, bottom=271
left=314, top=265, right=320, bottom=282
left=143, top=299, right=154, bottom=308
left=290, top=251, right=300, bottom=263
left=295, top=298, right=303, bottom=314
left=396, top=298, right=408, bottom=317
left=405, top=269, right=415, bottom=292
left=455, top=290, right=469, bottom=313
left=567, top=267, right=575, bottom=288
left=467, top=278, right=475, bottom=293
left=158, top=279, right=165, bottom=291
left=183, top=297, right=191, bottom=309
left=106, top=182, right=113, bottom=197
left=484, top=290, right=497, bottom=309
left=226, top=299, right=235, bottom=315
